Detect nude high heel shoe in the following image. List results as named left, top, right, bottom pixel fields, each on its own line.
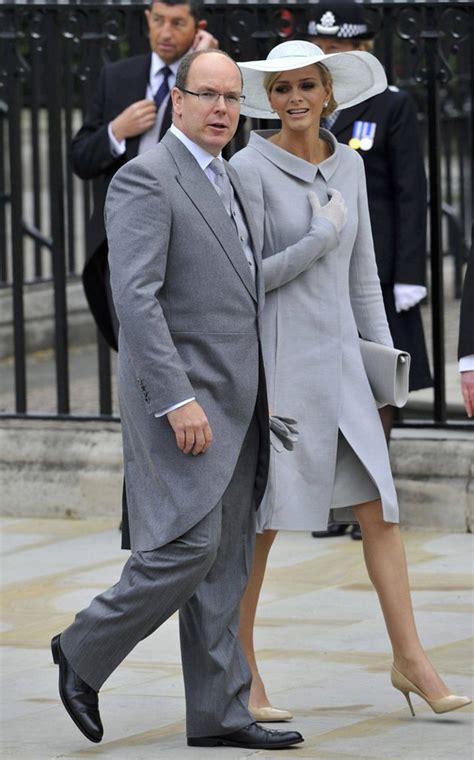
left=391, top=665, right=471, bottom=716
left=249, top=705, right=293, bottom=722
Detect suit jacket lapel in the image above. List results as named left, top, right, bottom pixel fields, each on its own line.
left=126, top=54, right=152, bottom=160
left=159, top=98, right=173, bottom=140
left=163, top=133, right=257, bottom=302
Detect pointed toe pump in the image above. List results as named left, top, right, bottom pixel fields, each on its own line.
left=391, top=665, right=471, bottom=716
left=250, top=705, right=293, bottom=722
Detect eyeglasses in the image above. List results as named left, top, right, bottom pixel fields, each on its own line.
left=177, top=87, right=245, bottom=107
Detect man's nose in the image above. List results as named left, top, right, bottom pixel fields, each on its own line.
left=213, top=94, right=227, bottom=110
left=160, top=21, right=173, bottom=37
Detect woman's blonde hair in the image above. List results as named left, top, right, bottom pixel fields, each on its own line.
left=264, top=62, right=338, bottom=117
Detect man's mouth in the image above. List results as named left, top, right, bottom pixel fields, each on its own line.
left=208, top=122, right=228, bottom=131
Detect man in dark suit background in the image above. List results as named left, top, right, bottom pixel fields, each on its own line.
left=458, top=243, right=474, bottom=417
left=72, top=0, right=218, bottom=349
left=307, top=1, right=432, bottom=539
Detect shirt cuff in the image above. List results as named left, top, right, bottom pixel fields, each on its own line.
left=108, top=122, right=126, bottom=157
left=154, top=398, right=195, bottom=418
left=459, top=356, right=474, bottom=372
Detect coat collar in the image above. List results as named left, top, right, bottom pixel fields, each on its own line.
left=161, top=131, right=258, bottom=302
left=247, top=129, right=339, bottom=184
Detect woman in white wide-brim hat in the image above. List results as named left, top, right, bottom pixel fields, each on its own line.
left=231, top=40, right=470, bottom=723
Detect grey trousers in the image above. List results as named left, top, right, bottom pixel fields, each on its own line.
left=60, top=418, right=259, bottom=737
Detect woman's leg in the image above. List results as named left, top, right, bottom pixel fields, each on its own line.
left=353, top=498, right=450, bottom=698
left=378, top=405, right=394, bottom=443
left=239, top=529, right=278, bottom=708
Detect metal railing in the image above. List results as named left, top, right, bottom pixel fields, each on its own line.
left=0, top=1, right=472, bottom=426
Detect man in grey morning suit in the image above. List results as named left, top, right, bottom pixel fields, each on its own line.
left=51, top=50, right=303, bottom=751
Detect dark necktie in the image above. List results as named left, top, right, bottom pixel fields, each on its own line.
left=154, top=66, right=172, bottom=110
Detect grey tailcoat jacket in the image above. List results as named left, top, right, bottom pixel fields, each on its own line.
left=105, top=132, right=269, bottom=552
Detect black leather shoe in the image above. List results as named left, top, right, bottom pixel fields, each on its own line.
left=188, top=722, right=304, bottom=749
left=350, top=524, right=362, bottom=540
left=51, top=634, right=103, bottom=743
left=312, top=522, right=349, bottom=538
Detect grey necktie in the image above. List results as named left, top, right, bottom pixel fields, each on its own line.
left=209, top=158, right=233, bottom=215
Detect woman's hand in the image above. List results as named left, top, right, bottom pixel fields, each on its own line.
left=309, top=189, right=347, bottom=234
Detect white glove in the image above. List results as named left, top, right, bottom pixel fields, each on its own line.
left=394, top=283, right=427, bottom=313
left=309, top=189, right=347, bottom=234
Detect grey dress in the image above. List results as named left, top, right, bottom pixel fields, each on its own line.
left=230, top=130, right=399, bottom=532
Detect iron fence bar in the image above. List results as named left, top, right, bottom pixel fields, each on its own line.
left=64, top=35, right=77, bottom=275
left=0, top=104, right=7, bottom=284
left=0, top=412, right=121, bottom=422
left=30, top=40, right=44, bottom=279
left=456, top=112, right=467, bottom=252
left=381, top=5, right=394, bottom=82
left=0, top=413, right=471, bottom=431
left=443, top=118, right=453, bottom=207
left=22, top=219, right=53, bottom=249
left=5, top=18, right=28, bottom=413
left=97, top=331, right=113, bottom=416
left=45, top=9, right=70, bottom=413
left=423, top=13, right=446, bottom=424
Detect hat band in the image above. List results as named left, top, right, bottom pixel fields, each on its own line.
left=308, top=20, right=369, bottom=39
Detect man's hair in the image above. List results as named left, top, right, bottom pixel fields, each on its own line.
left=148, top=0, right=203, bottom=23
left=176, top=49, right=242, bottom=90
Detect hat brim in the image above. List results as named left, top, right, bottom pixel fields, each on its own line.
left=239, top=50, right=387, bottom=120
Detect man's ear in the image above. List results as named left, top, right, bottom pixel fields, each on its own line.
left=171, top=86, right=183, bottom=117
left=144, top=9, right=152, bottom=31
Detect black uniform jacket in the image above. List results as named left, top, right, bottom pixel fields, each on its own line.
left=332, top=87, right=427, bottom=287
left=71, top=53, right=172, bottom=350
left=458, top=245, right=474, bottom=360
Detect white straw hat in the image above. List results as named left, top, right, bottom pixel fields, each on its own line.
left=238, top=40, right=387, bottom=119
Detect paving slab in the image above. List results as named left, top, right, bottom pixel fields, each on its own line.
left=1, top=519, right=473, bottom=759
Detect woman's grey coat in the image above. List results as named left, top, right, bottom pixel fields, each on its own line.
left=230, top=130, right=399, bottom=531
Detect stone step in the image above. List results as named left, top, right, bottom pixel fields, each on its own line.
left=1, top=421, right=472, bottom=532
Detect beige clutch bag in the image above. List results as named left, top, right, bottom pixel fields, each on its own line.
left=359, top=339, right=411, bottom=408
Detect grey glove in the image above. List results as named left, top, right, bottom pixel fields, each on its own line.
left=309, top=189, right=347, bottom=234
left=269, top=415, right=299, bottom=453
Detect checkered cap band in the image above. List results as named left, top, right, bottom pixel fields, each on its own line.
left=339, top=23, right=368, bottom=38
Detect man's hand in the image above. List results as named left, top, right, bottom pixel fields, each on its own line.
left=167, top=400, right=213, bottom=455
left=191, top=28, right=219, bottom=51
left=111, top=100, right=157, bottom=142
left=461, top=370, right=474, bottom=418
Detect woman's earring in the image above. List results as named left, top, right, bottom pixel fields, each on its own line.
left=323, top=101, right=329, bottom=108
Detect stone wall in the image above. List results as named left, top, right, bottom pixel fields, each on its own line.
left=1, top=421, right=472, bottom=531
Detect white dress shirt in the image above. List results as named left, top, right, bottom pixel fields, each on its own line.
left=459, top=356, right=474, bottom=372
